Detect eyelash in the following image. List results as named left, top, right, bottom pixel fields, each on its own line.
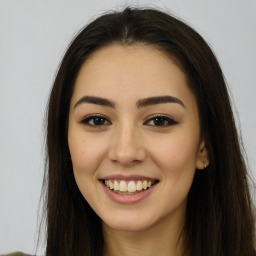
left=80, top=114, right=111, bottom=127
left=80, top=114, right=178, bottom=128
left=143, top=114, right=179, bottom=126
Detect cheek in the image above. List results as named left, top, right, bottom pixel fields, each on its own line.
left=68, top=132, right=107, bottom=175
left=149, top=134, right=199, bottom=213
left=149, top=132, right=199, bottom=176
left=68, top=132, right=109, bottom=202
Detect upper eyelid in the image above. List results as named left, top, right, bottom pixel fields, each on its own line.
left=143, top=114, right=178, bottom=125
left=80, top=114, right=111, bottom=123
left=81, top=113, right=109, bottom=119
left=144, top=113, right=175, bottom=121
left=79, top=113, right=177, bottom=123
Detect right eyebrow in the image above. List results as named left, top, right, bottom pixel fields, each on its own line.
left=74, top=96, right=115, bottom=109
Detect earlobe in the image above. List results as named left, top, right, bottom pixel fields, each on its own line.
left=196, top=141, right=210, bottom=170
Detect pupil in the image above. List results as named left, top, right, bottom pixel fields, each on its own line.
left=154, top=118, right=165, bottom=125
left=95, top=117, right=104, bottom=125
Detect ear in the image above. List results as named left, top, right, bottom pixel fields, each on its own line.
left=196, top=140, right=210, bottom=170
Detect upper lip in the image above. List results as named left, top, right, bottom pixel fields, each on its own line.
left=100, top=174, right=158, bottom=181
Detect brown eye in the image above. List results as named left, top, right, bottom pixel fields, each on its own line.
left=80, top=115, right=111, bottom=127
left=144, top=115, right=178, bottom=127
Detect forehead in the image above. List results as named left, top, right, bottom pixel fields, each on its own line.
left=71, top=44, right=195, bottom=107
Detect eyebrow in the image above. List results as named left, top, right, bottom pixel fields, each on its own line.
left=136, top=95, right=185, bottom=108
left=74, top=95, right=185, bottom=109
left=74, top=96, right=115, bottom=109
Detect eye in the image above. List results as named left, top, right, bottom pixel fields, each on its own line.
left=144, top=115, right=178, bottom=127
left=80, top=114, right=111, bottom=127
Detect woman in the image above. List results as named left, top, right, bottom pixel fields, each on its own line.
left=7, top=6, right=256, bottom=256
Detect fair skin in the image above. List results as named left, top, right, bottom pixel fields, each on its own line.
left=68, top=44, right=209, bottom=256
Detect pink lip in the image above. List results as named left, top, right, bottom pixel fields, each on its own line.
left=101, top=181, right=158, bottom=204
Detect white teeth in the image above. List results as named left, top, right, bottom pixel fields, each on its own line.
left=128, top=181, right=136, bottom=192
left=142, top=180, right=148, bottom=190
left=109, top=180, right=114, bottom=189
left=114, top=180, right=119, bottom=190
left=136, top=180, right=143, bottom=191
left=104, top=179, right=156, bottom=193
left=120, top=180, right=127, bottom=192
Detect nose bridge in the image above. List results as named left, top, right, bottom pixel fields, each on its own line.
left=108, top=119, right=145, bottom=165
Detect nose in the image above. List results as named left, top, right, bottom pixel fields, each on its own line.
left=107, top=123, right=146, bottom=166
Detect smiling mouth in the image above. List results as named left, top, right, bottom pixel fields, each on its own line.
left=102, top=179, right=158, bottom=195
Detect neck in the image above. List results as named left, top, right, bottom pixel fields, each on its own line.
left=102, top=212, right=185, bottom=256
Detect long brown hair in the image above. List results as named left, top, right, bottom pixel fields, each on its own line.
left=43, top=7, right=255, bottom=256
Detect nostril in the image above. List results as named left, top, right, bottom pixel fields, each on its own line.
left=108, top=149, right=146, bottom=166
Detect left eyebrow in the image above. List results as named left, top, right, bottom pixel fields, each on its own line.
left=136, top=95, right=185, bottom=108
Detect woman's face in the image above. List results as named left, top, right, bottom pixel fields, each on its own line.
left=68, top=44, right=208, bottom=232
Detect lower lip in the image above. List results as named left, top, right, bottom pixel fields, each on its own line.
left=101, top=182, right=157, bottom=204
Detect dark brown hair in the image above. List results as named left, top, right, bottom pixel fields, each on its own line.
left=43, top=7, right=255, bottom=256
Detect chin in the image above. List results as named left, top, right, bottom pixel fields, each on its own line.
left=102, top=211, right=156, bottom=232
left=105, top=221, right=152, bottom=233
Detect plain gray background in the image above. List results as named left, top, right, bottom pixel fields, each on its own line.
left=1, top=0, right=255, bottom=254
